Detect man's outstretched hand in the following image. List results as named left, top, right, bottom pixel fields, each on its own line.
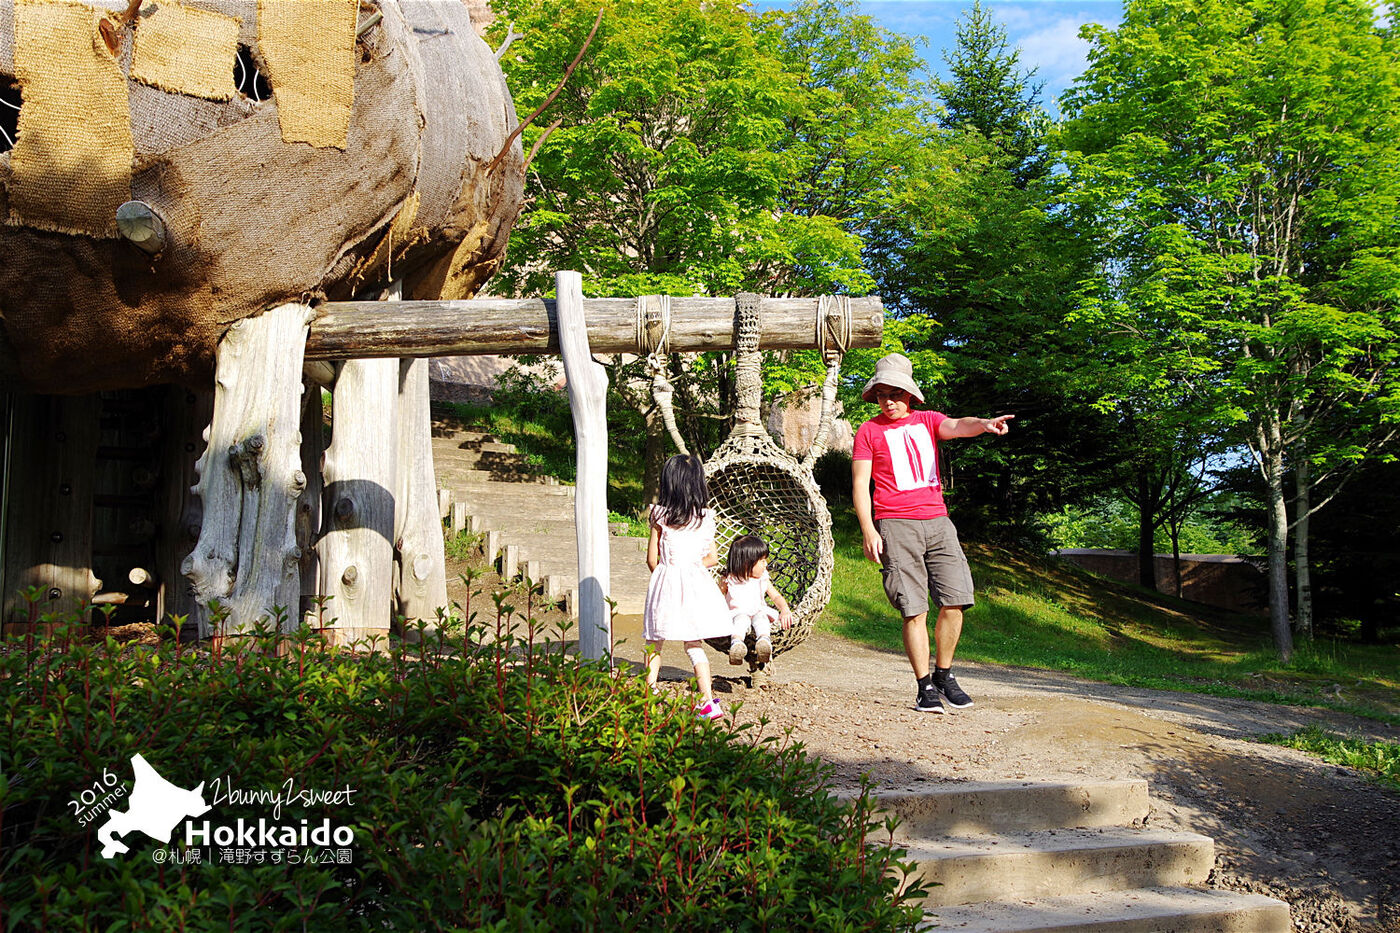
left=983, top=414, right=1015, bottom=435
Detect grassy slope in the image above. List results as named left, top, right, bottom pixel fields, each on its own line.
left=823, top=512, right=1400, bottom=724
left=436, top=398, right=1398, bottom=724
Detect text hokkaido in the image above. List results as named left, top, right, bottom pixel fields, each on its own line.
left=185, top=818, right=355, bottom=848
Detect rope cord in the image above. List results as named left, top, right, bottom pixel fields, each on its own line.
left=731, top=292, right=765, bottom=437
left=803, top=295, right=851, bottom=468
left=638, top=295, right=689, bottom=456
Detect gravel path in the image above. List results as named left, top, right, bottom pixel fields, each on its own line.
left=618, top=621, right=1400, bottom=933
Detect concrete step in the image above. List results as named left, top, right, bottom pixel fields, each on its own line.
left=433, top=421, right=652, bottom=617
left=878, top=780, right=1149, bottom=838
left=433, top=437, right=517, bottom=455
left=902, top=827, right=1215, bottom=908
left=920, top=886, right=1292, bottom=933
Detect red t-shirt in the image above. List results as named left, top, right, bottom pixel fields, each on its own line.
left=852, top=409, right=948, bottom=520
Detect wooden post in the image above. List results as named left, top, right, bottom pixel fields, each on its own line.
left=184, top=303, right=312, bottom=636
left=555, top=271, right=611, bottom=661
left=2, top=394, right=101, bottom=629
left=393, top=356, right=448, bottom=638
left=157, top=386, right=213, bottom=637
left=297, top=378, right=326, bottom=628
left=317, top=281, right=401, bottom=648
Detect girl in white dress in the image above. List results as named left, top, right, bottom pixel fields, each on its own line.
left=720, top=534, right=793, bottom=665
left=643, top=455, right=733, bottom=719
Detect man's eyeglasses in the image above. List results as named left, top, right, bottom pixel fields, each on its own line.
left=873, top=389, right=909, bottom=402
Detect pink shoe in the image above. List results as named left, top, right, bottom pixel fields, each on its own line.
left=694, top=698, right=724, bottom=720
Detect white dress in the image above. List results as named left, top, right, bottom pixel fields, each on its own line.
left=724, top=571, right=777, bottom=617
left=642, top=507, right=732, bottom=642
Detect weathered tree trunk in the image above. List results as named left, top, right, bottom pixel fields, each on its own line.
left=297, top=379, right=326, bottom=627
left=184, top=303, right=313, bottom=637
left=2, top=394, right=101, bottom=628
left=1136, top=473, right=1156, bottom=590
left=556, top=271, right=611, bottom=661
left=393, top=356, right=448, bottom=637
left=317, top=357, right=399, bottom=647
left=157, top=387, right=214, bottom=636
left=1259, top=417, right=1294, bottom=661
left=1293, top=453, right=1313, bottom=641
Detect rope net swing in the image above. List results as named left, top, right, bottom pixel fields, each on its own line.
left=642, top=293, right=850, bottom=665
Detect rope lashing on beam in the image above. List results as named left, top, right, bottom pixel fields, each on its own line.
left=637, top=294, right=690, bottom=456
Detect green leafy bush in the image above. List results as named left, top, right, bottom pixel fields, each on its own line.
left=1, top=611, right=922, bottom=931
left=1258, top=726, right=1400, bottom=791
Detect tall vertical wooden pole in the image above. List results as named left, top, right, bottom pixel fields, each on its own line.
left=316, top=284, right=401, bottom=647
left=555, top=271, right=611, bottom=661
left=184, top=303, right=312, bottom=636
left=297, top=379, right=326, bottom=627
left=393, top=356, right=448, bottom=638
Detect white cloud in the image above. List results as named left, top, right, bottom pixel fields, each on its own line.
left=1015, top=15, right=1096, bottom=88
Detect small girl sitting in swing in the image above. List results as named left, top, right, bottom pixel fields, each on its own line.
left=720, top=534, right=793, bottom=665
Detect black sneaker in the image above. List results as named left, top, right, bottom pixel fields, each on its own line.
left=914, top=684, right=945, bottom=714
left=936, top=674, right=974, bottom=709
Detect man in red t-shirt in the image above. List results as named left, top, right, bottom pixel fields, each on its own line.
left=852, top=353, right=1013, bottom=714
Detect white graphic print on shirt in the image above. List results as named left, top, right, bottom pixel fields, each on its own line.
left=886, top=422, right=940, bottom=491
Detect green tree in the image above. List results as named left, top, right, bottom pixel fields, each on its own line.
left=868, top=7, right=1111, bottom=540
left=490, top=0, right=935, bottom=504
left=1062, top=0, right=1400, bottom=659
left=935, top=0, right=1050, bottom=186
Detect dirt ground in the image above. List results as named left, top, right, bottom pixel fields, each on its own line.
left=610, top=615, right=1400, bottom=933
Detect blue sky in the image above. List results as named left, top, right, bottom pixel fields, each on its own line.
left=753, top=1, right=1124, bottom=115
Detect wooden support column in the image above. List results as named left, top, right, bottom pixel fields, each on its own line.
left=184, top=303, right=312, bottom=637
left=157, top=386, right=214, bottom=636
left=555, top=271, right=611, bottom=661
left=317, top=311, right=399, bottom=647
left=393, top=357, right=448, bottom=638
left=297, top=379, right=326, bottom=627
left=2, top=394, right=101, bottom=629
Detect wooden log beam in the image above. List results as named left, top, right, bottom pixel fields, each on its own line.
left=306, top=296, right=883, bottom=359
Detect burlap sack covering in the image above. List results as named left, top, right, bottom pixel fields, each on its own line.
left=10, top=0, right=133, bottom=237
left=130, top=1, right=240, bottom=102
left=0, top=0, right=523, bottom=394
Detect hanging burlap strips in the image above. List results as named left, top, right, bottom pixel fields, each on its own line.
left=257, top=0, right=358, bottom=149
left=0, top=0, right=522, bottom=394
left=0, top=0, right=15, bottom=73
left=10, top=0, right=132, bottom=237
left=130, top=2, right=241, bottom=102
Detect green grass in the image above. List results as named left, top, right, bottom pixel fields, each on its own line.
left=821, top=510, right=1400, bottom=724
left=1257, top=727, right=1400, bottom=790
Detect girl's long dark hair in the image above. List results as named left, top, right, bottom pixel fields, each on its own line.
left=724, top=534, right=769, bottom=580
left=655, top=454, right=708, bottom=528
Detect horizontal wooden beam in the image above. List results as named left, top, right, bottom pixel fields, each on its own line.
left=304, top=296, right=883, bottom=360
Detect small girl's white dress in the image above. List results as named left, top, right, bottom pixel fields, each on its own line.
left=724, top=571, right=780, bottom=641
left=643, top=506, right=732, bottom=642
